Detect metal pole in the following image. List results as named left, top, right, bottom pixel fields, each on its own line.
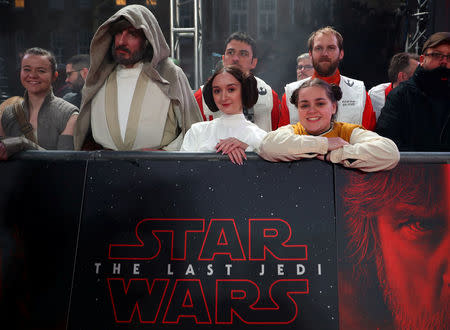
left=169, top=0, right=203, bottom=89
left=194, top=0, right=199, bottom=88
left=170, top=0, right=174, bottom=58
left=198, top=0, right=203, bottom=86
left=175, top=0, right=180, bottom=60
left=405, top=0, right=430, bottom=53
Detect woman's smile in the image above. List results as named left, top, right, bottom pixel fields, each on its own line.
left=297, top=86, right=336, bottom=135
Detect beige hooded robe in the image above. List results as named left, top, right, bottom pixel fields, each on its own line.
left=74, top=4, right=202, bottom=150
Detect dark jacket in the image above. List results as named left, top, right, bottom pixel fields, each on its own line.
left=376, top=65, right=450, bottom=151
left=63, top=91, right=82, bottom=109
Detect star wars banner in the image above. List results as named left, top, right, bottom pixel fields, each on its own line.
left=68, top=158, right=338, bottom=329
left=335, top=163, right=449, bottom=330
left=1, top=155, right=448, bottom=330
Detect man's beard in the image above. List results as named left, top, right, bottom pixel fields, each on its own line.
left=375, top=252, right=449, bottom=330
left=313, top=56, right=340, bottom=77
left=416, top=65, right=450, bottom=95
left=70, top=74, right=84, bottom=92
left=111, top=44, right=146, bottom=67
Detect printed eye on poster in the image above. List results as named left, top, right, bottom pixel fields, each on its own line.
left=335, top=163, right=450, bottom=330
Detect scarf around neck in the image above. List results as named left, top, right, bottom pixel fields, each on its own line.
left=312, top=69, right=341, bottom=86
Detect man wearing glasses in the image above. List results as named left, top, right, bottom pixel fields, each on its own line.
left=377, top=32, right=450, bottom=151
left=194, top=32, right=282, bottom=132
left=63, top=54, right=90, bottom=108
left=280, top=27, right=376, bottom=129
left=296, top=53, right=313, bottom=81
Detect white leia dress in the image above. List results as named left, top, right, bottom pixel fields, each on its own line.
left=181, top=113, right=267, bottom=152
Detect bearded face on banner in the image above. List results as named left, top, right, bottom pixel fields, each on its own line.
left=341, top=164, right=450, bottom=330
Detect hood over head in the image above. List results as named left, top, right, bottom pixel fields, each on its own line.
left=84, top=5, right=170, bottom=102
left=92, top=4, right=169, bottom=67
left=75, top=5, right=202, bottom=150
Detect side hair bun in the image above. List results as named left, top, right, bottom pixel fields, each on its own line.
left=241, top=73, right=258, bottom=109
left=330, top=84, right=343, bottom=101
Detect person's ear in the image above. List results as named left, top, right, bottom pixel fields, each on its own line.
left=397, top=71, right=407, bottom=83
left=339, top=49, right=344, bottom=61
left=53, top=71, right=58, bottom=82
left=80, top=67, right=89, bottom=80
left=250, top=57, right=258, bottom=70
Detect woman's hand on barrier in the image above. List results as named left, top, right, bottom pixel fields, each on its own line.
left=215, top=138, right=248, bottom=165
left=216, top=138, right=249, bottom=154
left=326, top=137, right=349, bottom=151
left=316, top=154, right=329, bottom=162
left=317, top=137, right=349, bottom=162
left=226, top=147, right=247, bottom=165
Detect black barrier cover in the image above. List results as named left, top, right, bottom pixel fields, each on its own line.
left=0, top=158, right=86, bottom=330
left=2, top=152, right=448, bottom=330
left=68, top=158, right=338, bottom=329
left=335, top=163, right=450, bottom=330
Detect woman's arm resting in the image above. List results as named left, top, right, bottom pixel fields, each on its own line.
left=257, top=126, right=328, bottom=162
left=329, top=128, right=400, bottom=172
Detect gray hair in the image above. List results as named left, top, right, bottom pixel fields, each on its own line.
left=296, top=53, right=310, bottom=63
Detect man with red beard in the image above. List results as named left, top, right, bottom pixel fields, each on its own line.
left=279, top=27, right=376, bottom=130
left=340, top=164, right=450, bottom=330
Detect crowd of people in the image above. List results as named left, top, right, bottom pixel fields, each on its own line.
left=0, top=5, right=448, bottom=329
left=0, top=4, right=449, bottom=169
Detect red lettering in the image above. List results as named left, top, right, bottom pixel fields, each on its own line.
left=249, top=219, right=308, bottom=260
left=108, top=278, right=169, bottom=323
left=163, top=279, right=211, bottom=324
left=215, top=279, right=308, bottom=324
left=198, top=219, right=246, bottom=261
left=108, top=219, right=204, bottom=260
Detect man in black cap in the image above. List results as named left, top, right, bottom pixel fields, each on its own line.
left=376, top=32, right=450, bottom=151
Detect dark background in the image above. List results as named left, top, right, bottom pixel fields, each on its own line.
left=0, top=0, right=449, bottom=100
left=0, top=158, right=86, bottom=329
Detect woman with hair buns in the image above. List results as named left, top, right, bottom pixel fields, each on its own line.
left=181, top=65, right=267, bottom=165
left=257, top=79, right=399, bottom=172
